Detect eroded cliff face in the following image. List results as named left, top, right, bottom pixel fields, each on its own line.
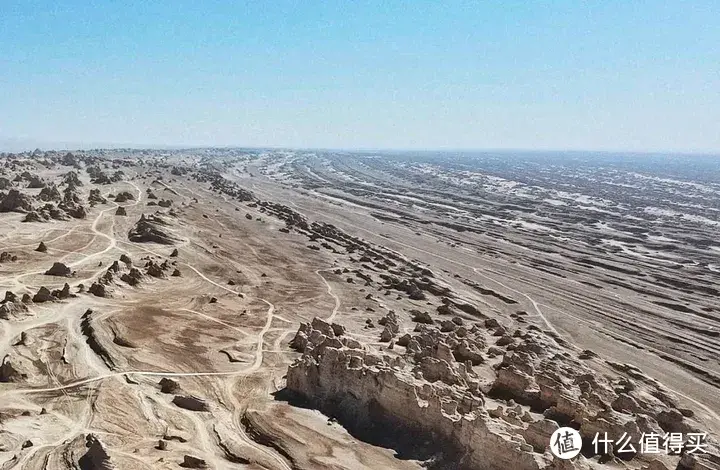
left=287, top=317, right=549, bottom=469
left=285, top=318, right=719, bottom=470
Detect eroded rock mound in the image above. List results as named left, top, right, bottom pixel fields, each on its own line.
left=77, top=434, right=114, bottom=470
left=378, top=311, right=399, bottom=342
left=58, top=200, right=87, bottom=219
left=27, top=174, right=46, bottom=189
left=88, top=188, right=107, bottom=205
left=60, top=153, right=81, bottom=168
left=159, top=378, right=180, bottom=394
left=23, top=211, right=44, bottom=222
left=114, top=191, right=135, bottom=203
left=32, top=286, right=55, bottom=303
left=180, top=455, right=208, bottom=469
left=23, top=202, right=74, bottom=222
left=289, top=317, right=357, bottom=353
left=52, top=283, right=74, bottom=300
left=91, top=255, right=159, bottom=294
left=0, top=301, right=29, bottom=320
left=80, top=309, right=115, bottom=368
left=0, top=189, right=34, bottom=213
left=3, top=291, right=18, bottom=303
left=38, top=184, right=61, bottom=202
left=128, top=214, right=178, bottom=245
left=62, top=171, right=83, bottom=186
left=172, top=395, right=209, bottom=412
left=88, top=282, right=107, bottom=297
left=120, top=268, right=143, bottom=286
left=0, top=355, right=26, bottom=382
left=145, top=261, right=167, bottom=278
left=44, top=262, right=72, bottom=277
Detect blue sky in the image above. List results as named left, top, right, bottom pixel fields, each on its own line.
left=1, top=1, right=718, bottom=151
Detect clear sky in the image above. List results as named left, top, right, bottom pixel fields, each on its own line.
left=1, top=1, right=718, bottom=152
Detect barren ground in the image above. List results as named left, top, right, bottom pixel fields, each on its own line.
left=0, top=149, right=718, bottom=469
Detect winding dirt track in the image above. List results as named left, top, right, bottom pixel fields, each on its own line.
left=1, top=173, right=312, bottom=469
left=316, top=269, right=341, bottom=323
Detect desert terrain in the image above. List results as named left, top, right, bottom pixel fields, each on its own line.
left=0, top=148, right=718, bottom=470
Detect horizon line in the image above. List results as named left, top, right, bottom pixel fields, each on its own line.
left=2, top=141, right=720, bottom=157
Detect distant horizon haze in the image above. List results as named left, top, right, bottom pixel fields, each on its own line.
left=2, top=138, right=719, bottom=159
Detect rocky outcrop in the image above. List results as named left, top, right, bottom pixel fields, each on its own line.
left=22, top=202, right=75, bottom=222
left=0, top=189, right=34, bottom=213
left=53, top=283, right=74, bottom=300
left=88, top=282, right=107, bottom=297
left=80, top=309, right=115, bottom=369
left=286, top=319, right=546, bottom=470
left=159, top=378, right=180, bottom=394
left=194, top=170, right=255, bottom=202
left=77, top=434, right=114, bottom=469
left=24, top=282, right=74, bottom=304
left=172, top=395, right=209, bottom=412
left=120, top=268, right=143, bottom=286
left=38, top=184, right=61, bottom=202
left=88, top=188, right=107, bottom=205
left=145, top=261, right=166, bottom=278
left=285, top=318, right=718, bottom=469
left=44, top=262, right=72, bottom=277
left=377, top=272, right=455, bottom=301
left=489, top=328, right=720, bottom=463
left=32, top=286, right=55, bottom=303
left=61, top=170, right=83, bottom=186
left=60, top=153, right=81, bottom=168
left=90, top=254, right=164, bottom=293
left=378, top=311, right=399, bottom=342
left=27, top=174, right=46, bottom=189
left=0, top=355, right=25, bottom=382
left=3, top=291, right=17, bottom=303
left=0, top=300, right=29, bottom=320
left=289, top=317, right=358, bottom=353
left=180, top=455, right=208, bottom=469
left=23, top=211, right=43, bottom=222
left=128, top=214, right=178, bottom=245
left=678, top=451, right=720, bottom=470
left=114, top=191, right=135, bottom=203
left=58, top=200, right=87, bottom=219
left=87, top=166, right=113, bottom=185
left=411, top=309, right=433, bottom=324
